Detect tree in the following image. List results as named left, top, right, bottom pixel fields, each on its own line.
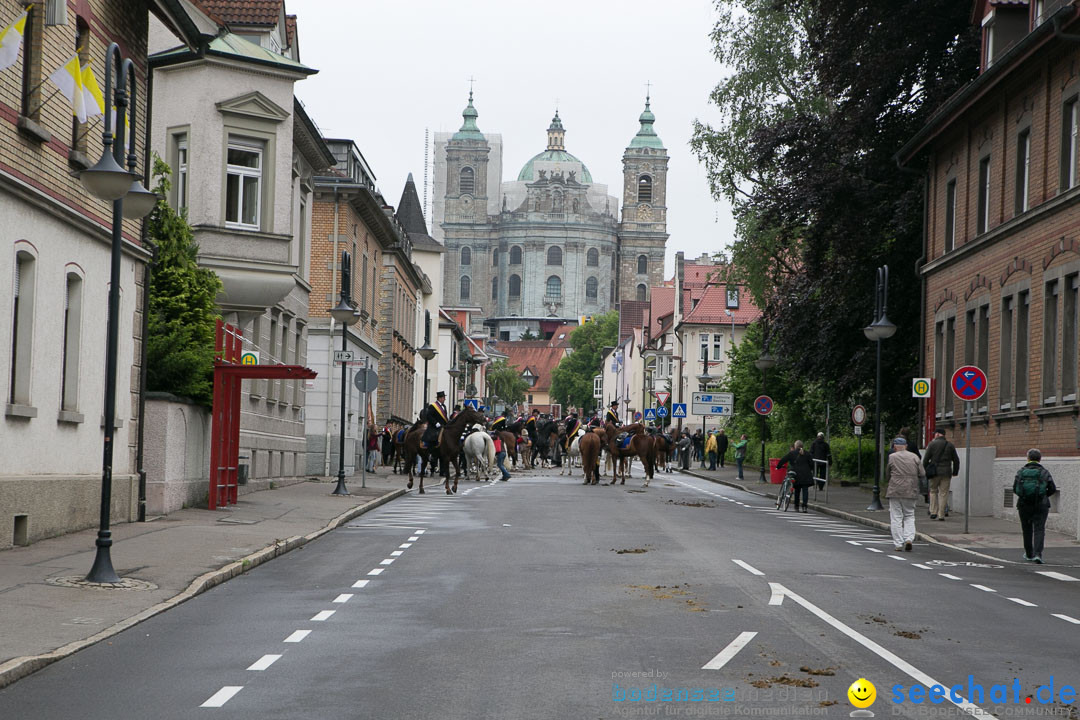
left=549, top=311, right=618, bottom=413
left=518, top=329, right=539, bottom=341
left=485, top=359, right=529, bottom=408
left=146, top=155, right=222, bottom=405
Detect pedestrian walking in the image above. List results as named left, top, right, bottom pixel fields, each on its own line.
left=922, top=428, right=960, bottom=520
left=1013, top=449, right=1057, bottom=563
left=693, top=429, right=704, bottom=465
left=381, top=425, right=393, bottom=467
left=776, top=440, right=815, bottom=512
left=677, top=430, right=692, bottom=471
left=366, top=428, right=379, bottom=473
left=810, top=432, right=831, bottom=490
left=716, top=429, right=729, bottom=469
left=492, top=432, right=511, bottom=481
left=733, top=434, right=748, bottom=480
left=705, top=431, right=718, bottom=471
left=885, top=436, right=924, bottom=552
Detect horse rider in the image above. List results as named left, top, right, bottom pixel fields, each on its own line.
left=525, top=408, right=539, bottom=438
left=491, top=409, right=508, bottom=433
left=422, top=391, right=450, bottom=472
left=563, top=411, right=582, bottom=454
left=605, top=400, right=621, bottom=427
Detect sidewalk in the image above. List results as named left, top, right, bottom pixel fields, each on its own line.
left=0, top=474, right=406, bottom=689
left=679, top=462, right=1080, bottom=566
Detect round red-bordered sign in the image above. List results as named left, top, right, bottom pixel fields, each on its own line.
left=754, top=395, right=773, bottom=416
left=852, top=405, right=867, bottom=426
left=951, top=365, right=987, bottom=402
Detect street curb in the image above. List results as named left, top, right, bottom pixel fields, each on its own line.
left=680, top=470, right=1018, bottom=565
left=0, top=487, right=407, bottom=690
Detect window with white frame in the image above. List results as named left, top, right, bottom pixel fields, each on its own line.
left=1062, top=96, right=1078, bottom=191
left=977, top=156, right=991, bottom=235
left=9, top=250, right=35, bottom=406
left=699, top=333, right=708, bottom=361
left=712, top=333, right=723, bottom=361
left=61, top=272, right=82, bottom=411
left=225, top=140, right=262, bottom=229
left=1015, top=129, right=1030, bottom=215
left=177, top=134, right=189, bottom=210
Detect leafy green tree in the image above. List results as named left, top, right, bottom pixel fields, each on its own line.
left=485, top=359, right=529, bottom=407
left=146, top=155, right=222, bottom=405
left=518, top=329, right=539, bottom=341
left=549, top=311, right=618, bottom=413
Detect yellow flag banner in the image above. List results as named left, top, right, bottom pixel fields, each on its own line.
left=48, top=54, right=87, bottom=123
left=0, top=11, right=27, bottom=72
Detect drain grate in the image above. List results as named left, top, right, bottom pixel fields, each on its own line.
left=46, top=576, right=158, bottom=591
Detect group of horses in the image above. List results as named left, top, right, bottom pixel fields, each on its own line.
left=388, top=408, right=677, bottom=495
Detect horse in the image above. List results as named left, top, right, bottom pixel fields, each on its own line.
left=531, top=419, right=559, bottom=468
left=559, top=426, right=585, bottom=476
left=652, top=432, right=674, bottom=473
left=463, top=425, right=496, bottom=482
left=579, top=428, right=603, bottom=485
left=498, top=430, right=520, bottom=469
left=433, top=407, right=488, bottom=494
left=392, top=427, right=409, bottom=474
left=603, top=422, right=655, bottom=486
left=401, top=420, right=434, bottom=493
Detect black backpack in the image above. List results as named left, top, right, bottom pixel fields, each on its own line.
left=1016, top=466, right=1047, bottom=505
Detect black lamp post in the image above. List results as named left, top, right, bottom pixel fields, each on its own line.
left=754, top=349, right=776, bottom=483
left=329, top=252, right=359, bottom=496
left=863, top=265, right=897, bottom=511
left=696, top=364, right=712, bottom=468
left=418, top=310, right=436, bottom=405
left=80, top=43, right=157, bottom=584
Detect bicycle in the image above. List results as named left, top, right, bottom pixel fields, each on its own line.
left=776, top=470, right=795, bottom=512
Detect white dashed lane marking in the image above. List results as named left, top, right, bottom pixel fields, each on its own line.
left=247, top=655, right=281, bottom=671
left=1006, top=597, right=1037, bottom=607
left=732, top=559, right=765, bottom=576
left=971, top=584, right=997, bottom=593
left=333, top=594, right=353, bottom=603
left=352, top=579, right=370, bottom=588
left=1036, top=571, right=1080, bottom=582
left=939, top=574, right=962, bottom=580
left=311, top=610, right=335, bottom=621
left=1052, top=614, right=1080, bottom=624
left=367, top=568, right=384, bottom=576
left=201, top=686, right=243, bottom=707
left=284, top=630, right=311, bottom=643
left=702, top=632, right=759, bottom=670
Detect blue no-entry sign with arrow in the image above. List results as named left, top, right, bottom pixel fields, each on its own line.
left=672, top=403, right=687, bottom=418
left=950, top=365, right=987, bottom=402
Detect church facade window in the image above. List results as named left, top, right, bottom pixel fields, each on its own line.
left=460, top=275, right=471, bottom=300
left=492, top=248, right=498, bottom=266
left=509, top=274, right=521, bottom=297
left=586, top=276, right=598, bottom=300
left=510, top=246, right=522, bottom=264
left=611, top=252, right=616, bottom=270
left=637, top=254, right=648, bottom=274
left=491, top=276, right=498, bottom=300
left=587, top=248, right=599, bottom=266
left=460, top=246, right=471, bottom=266
left=636, top=283, right=647, bottom=301
left=638, top=175, right=652, bottom=203
left=547, top=246, right=562, bottom=266
left=546, top=275, right=562, bottom=299
left=460, top=167, right=475, bottom=195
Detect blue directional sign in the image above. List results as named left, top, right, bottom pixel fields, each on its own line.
left=672, top=403, right=687, bottom=418
left=951, top=365, right=987, bottom=402
left=643, top=407, right=657, bottom=421
left=656, top=406, right=668, bottom=418
left=463, top=398, right=479, bottom=410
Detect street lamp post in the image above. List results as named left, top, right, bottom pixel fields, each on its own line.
left=80, top=43, right=157, bottom=583
left=863, top=265, right=897, bottom=511
left=754, top=349, right=776, bottom=483
left=418, top=310, right=436, bottom=406
left=696, top=363, right=712, bottom=468
left=329, top=251, right=359, bottom=497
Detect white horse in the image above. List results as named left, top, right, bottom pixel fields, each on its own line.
left=559, top=428, right=586, bottom=476
left=463, top=425, right=496, bottom=482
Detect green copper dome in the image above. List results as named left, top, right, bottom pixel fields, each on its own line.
left=517, top=150, right=593, bottom=183
left=452, top=91, right=484, bottom=141
left=629, top=96, right=664, bottom=149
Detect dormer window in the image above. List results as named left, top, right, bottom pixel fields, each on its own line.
left=981, top=5, right=1032, bottom=73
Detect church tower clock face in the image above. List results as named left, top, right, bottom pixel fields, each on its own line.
left=638, top=204, right=653, bottom=221
left=461, top=195, right=473, bottom=210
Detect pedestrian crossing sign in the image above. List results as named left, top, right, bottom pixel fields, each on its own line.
left=644, top=407, right=657, bottom=421
left=464, top=398, right=479, bottom=410
left=672, top=403, right=687, bottom=418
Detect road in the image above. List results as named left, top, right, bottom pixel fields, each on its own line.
left=1, top=468, right=1078, bottom=719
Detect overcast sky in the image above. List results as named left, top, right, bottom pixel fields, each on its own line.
left=292, top=0, right=735, bottom=277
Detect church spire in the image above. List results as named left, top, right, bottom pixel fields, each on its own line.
left=630, top=94, right=664, bottom=149
left=452, top=89, right=484, bottom=141
left=546, top=109, right=565, bottom=151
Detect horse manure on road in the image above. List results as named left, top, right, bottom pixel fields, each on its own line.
left=799, top=666, right=836, bottom=676
left=749, top=675, right=821, bottom=689
left=624, top=584, right=707, bottom=612
left=665, top=499, right=716, bottom=507
left=894, top=630, right=922, bottom=639
left=612, top=547, right=651, bottom=554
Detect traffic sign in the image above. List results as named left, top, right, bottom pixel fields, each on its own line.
left=352, top=368, right=379, bottom=393
left=672, top=403, right=687, bottom=418
left=334, top=350, right=356, bottom=363
left=634, top=411, right=642, bottom=422
left=852, top=405, right=867, bottom=426
left=239, top=350, right=259, bottom=365
left=951, top=365, right=987, bottom=402
left=656, top=406, right=668, bottom=418
left=853, top=425, right=862, bottom=435
left=463, top=398, right=479, bottom=410
left=754, top=395, right=773, bottom=416
left=692, top=391, right=734, bottom=416
left=654, top=391, right=670, bottom=406
left=643, top=407, right=657, bottom=421
left=912, top=378, right=931, bottom=398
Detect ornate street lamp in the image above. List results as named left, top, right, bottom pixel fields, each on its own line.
left=79, top=43, right=157, bottom=584
left=418, top=310, right=436, bottom=406
left=696, top=365, right=713, bottom=468
left=329, top=255, right=360, bottom=497
left=754, top=349, right=776, bottom=483
left=864, top=265, right=897, bottom=511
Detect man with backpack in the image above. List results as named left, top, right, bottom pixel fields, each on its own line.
left=922, top=428, right=960, bottom=520
left=1013, top=449, right=1057, bottom=563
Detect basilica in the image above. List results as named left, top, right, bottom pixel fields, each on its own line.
left=432, top=93, right=669, bottom=340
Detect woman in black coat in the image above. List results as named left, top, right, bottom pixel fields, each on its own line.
left=776, top=440, right=815, bottom=512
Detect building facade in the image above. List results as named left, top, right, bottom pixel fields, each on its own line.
left=433, top=93, right=668, bottom=341
left=898, top=0, right=1080, bottom=538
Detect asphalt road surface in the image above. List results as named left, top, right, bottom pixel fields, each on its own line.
left=2, top=467, right=1078, bottom=720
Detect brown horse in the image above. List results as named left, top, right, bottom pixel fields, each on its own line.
left=402, top=420, right=434, bottom=493
left=652, top=432, right=674, bottom=473
left=579, top=428, right=603, bottom=485
left=433, top=407, right=487, bottom=494
left=603, top=422, right=655, bottom=486
left=498, top=430, right=520, bottom=468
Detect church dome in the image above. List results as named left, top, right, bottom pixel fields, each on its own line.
left=517, top=150, right=593, bottom=184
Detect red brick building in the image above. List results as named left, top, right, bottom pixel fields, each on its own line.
left=898, top=0, right=1080, bottom=536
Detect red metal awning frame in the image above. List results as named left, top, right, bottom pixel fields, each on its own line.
left=210, top=319, right=317, bottom=509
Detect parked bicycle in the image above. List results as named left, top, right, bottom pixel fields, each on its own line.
left=776, top=470, right=795, bottom=512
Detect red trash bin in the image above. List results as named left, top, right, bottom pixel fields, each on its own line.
left=769, top=458, right=785, bottom=484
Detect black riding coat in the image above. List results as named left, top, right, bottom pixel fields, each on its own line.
left=776, top=449, right=815, bottom=488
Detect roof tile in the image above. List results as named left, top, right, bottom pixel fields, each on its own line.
left=197, top=0, right=282, bottom=26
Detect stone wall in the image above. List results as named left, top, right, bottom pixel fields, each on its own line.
left=144, top=394, right=211, bottom=515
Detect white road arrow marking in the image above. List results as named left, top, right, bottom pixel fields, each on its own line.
left=702, top=631, right=758, bottom=670
left=732, top=559, right=764, bottom=576
left=768, top=582, right=785, bottom=606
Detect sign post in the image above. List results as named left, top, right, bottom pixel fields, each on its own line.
left=950, top=365, right=987, bottom=533
left=852, top=405, right=866, bottom=485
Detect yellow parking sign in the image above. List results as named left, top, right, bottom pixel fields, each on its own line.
left=912, top=378, right=931, bottom=398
